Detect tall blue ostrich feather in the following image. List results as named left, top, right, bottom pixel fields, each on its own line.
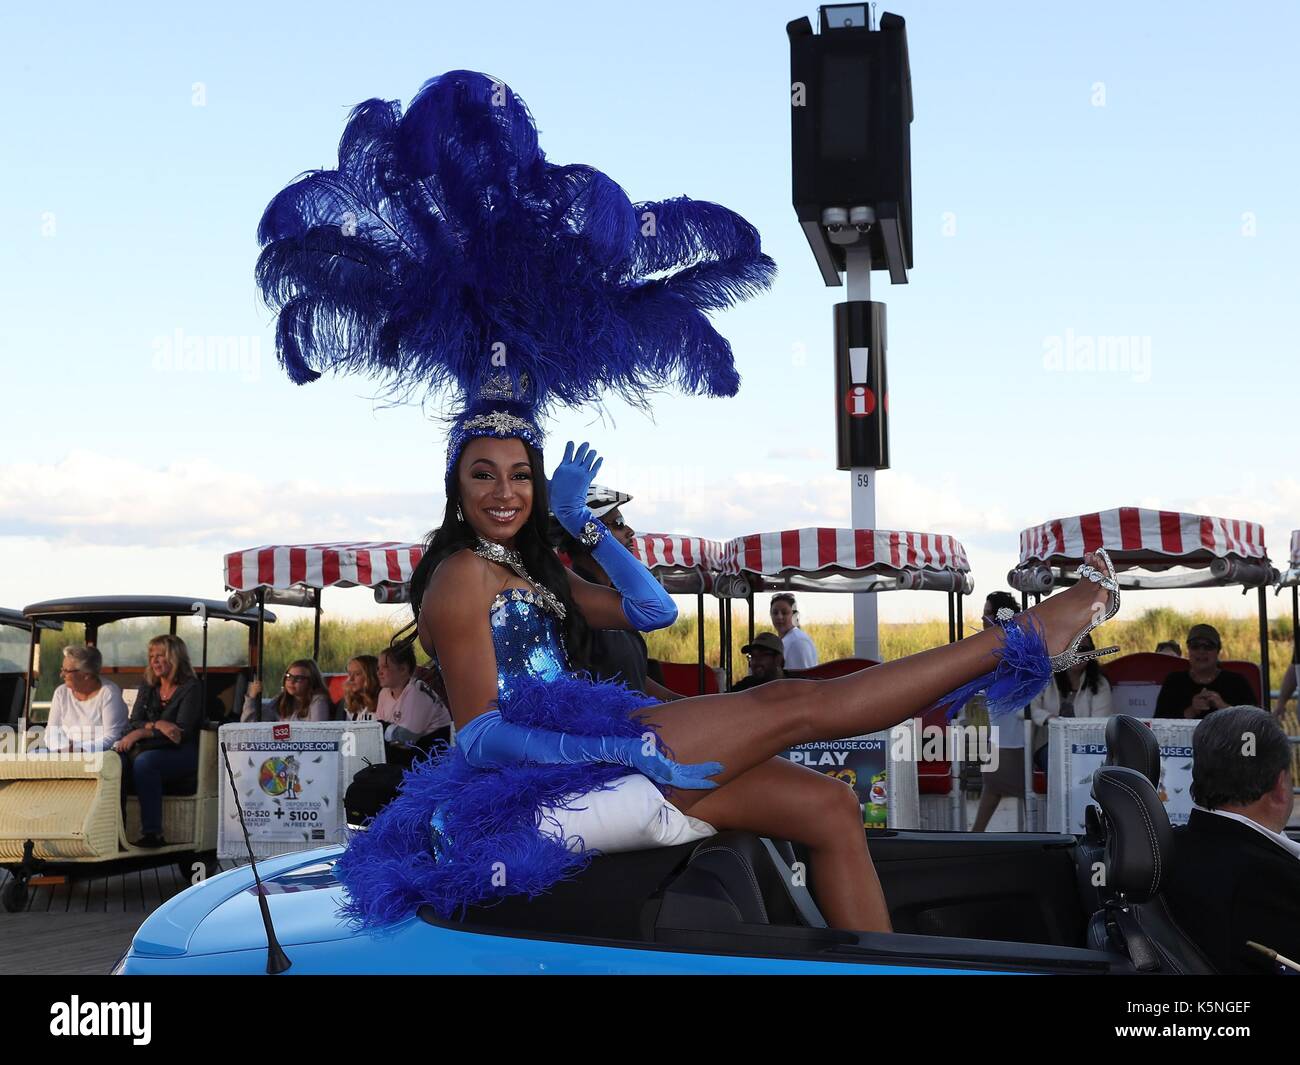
left=255, top=70, right=775, bottom=418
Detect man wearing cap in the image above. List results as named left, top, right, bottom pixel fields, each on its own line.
left=732, top=632, right=787, bottom=692
left=558, top=485, right=682, bottom=702
left=1154, top=623, right=1257, bottom=718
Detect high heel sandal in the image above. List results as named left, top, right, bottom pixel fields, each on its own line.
left=1048, top=548, right=1120, bottom=671
left=935, top=548, right=1121, bottom=720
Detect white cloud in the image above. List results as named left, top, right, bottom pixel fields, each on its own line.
left=0, top=450, right=438, bottom=548
left=3, top=452, right=1293, bottom=626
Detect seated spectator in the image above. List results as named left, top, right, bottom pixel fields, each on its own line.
left=377, top=643, right=450, bottom=743
left=1155, top=623, right=1256, bottom=718
left=732, top=632, right=786, bottom=692
left=1155, top=640, right=1182, bottom=657
left=971, top=594, right=1029, bottom=832
left=44, top=644, right=129, bottom=752
left=557, top=485, right=681, bottom=701
left=1029, top=634, right=1113, bottom=773
left=242, top=659, right=332, bottom=722
left=770, top=594, right=818, bottom=670
left=1275, top=656, right=1296, bottom=719
left=338, top=654, right=381, bottom=720
left=1163, top=706, right=1300, bottom=974
left=112, top=635, right=204, bottom=848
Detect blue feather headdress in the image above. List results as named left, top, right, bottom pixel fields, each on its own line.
left=256, top=70, right=776, bottom=476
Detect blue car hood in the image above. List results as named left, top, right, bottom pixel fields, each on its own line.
left=132, top=847, right=376, bottom=957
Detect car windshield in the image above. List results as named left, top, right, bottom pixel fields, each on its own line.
left=94, top=617, right=249, bottom=668
left=0, top=624, right=30, bottom=673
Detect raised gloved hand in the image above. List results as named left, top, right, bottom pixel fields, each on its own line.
left=548, top=440, right=603, bottom=537
left=549, top=440, right=677, bottom=631
left=456, top=709, right=723, bottom=791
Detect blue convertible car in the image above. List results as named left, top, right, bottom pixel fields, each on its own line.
left=116, top=718, right=1212, bottom=975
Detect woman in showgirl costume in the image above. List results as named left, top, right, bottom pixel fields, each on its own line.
left=256, top=70, right=1118, bottom=932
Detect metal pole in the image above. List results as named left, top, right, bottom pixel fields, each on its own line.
left=696, top=591, right=706, bottom=695
left=947, top=591, right=955, bottom=644
left=21, top=623, right=37, bottom=724
left=256, top=588, right=267, bottom=689
left=747, top=592, right=755, bottom=646
left=722, top=598, right=733, bottom=687
left=1258, top=586, right=1271, bottom=706
left=313, top=588, right=322, bottom=662
left=847, top=248, right=881, bottom=662
left=1292, top=586, right=1299, bottom=688
left=956, top=592, right=964, bottom=641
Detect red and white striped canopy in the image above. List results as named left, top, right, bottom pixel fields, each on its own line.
left=630, top=534, right=724, bottom=573
left=1018, top=508, right=1268, bottom=570
left=720, top=528, right=970, bottom=577
left=225, top=542, right=425, bottom=591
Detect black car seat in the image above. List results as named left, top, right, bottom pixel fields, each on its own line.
left=1074, top=715, right=1161, bottom=914
left=1085, top=765, right=1215, bottom=973
left=655, top=832, right=828, bottom=930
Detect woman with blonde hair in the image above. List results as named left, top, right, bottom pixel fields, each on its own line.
left=338, top=655, right=381, bottom=720
left=243, top=658, right=332, bottom=722
left=113, top=634, right=205, bottom=848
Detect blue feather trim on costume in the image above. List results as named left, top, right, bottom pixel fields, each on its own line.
left=333, top=671, right=660, bottom=927
left=935, top=616, right=1054, bottom=721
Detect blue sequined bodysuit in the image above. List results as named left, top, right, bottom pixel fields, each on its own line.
left=486, top=588, right=571, bottom=696
left=334, top=586, right=660, bottom=924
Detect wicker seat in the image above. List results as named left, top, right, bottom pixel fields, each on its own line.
left=0, top=729, right=218, bottom=861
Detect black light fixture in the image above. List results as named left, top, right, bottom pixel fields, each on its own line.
left=789, top=7, right=914, bottom=286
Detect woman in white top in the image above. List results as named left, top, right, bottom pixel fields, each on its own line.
left=45, top=644, right=129, bottom=752
left=242, top=658, right=332, bottom=722
left=1029, top=633, right=1113, bottom=772
left=770, top=593, right=818, bottom=670
left=376, top=643, right=450, bottom=742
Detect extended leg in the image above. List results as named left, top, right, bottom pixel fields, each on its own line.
left=645, top=568, right=1112, bottom=813
left=684, top=756, right=891, bottom=931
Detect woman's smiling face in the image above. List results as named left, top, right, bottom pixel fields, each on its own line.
left=458, top=436, right=533, bottom=543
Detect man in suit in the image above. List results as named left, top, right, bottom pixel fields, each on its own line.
left=1164, top=706, right=1300, bottom=974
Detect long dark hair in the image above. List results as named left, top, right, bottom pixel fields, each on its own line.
left=406, top=438, right=593, bottom=672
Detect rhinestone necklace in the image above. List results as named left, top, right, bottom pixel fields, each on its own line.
left=472, top=536, right=567, bottom=620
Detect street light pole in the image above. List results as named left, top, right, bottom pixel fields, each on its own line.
left=790, top=9, right=913, bottom=665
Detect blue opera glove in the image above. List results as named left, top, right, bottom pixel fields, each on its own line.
left=456, top=709, right=724, bottom=791
left=549, top=441, right=678, bottom=631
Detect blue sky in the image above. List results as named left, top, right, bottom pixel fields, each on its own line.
left=2, top=0, right=1297, bottom=630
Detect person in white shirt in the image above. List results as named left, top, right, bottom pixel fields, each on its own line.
left=769, top=593, right=818, bottom=670
left=376, top=643, right=450, bottom=743
left=1029, top=633, right=1113, bottom=772
left=44, top=644, right=129, bottom=752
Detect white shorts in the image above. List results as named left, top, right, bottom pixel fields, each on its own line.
left=536, top=773, right=717, bottom=854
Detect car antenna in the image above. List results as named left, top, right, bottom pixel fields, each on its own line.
left=220, top=741, right=292, bottom=974
left=1248, top=940, right=1300, bottom=974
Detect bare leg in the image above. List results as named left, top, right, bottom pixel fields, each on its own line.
left=970, top=789, right=1000, bottom=833
left=628, top=559, right=1113, bottom=929
left=684, top=757, right=892, bottom=931
left=645, top=561, right=1113, bottom=806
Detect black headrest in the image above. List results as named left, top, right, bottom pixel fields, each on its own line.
left=1092, top=766, right=1173, bottom=902
left=1105, top=715, right=1161, bottom=788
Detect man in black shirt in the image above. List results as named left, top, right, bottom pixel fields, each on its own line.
left=1154, top=623, right=1257, bottom=718
left=732, top=632, right=786, bottom=692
